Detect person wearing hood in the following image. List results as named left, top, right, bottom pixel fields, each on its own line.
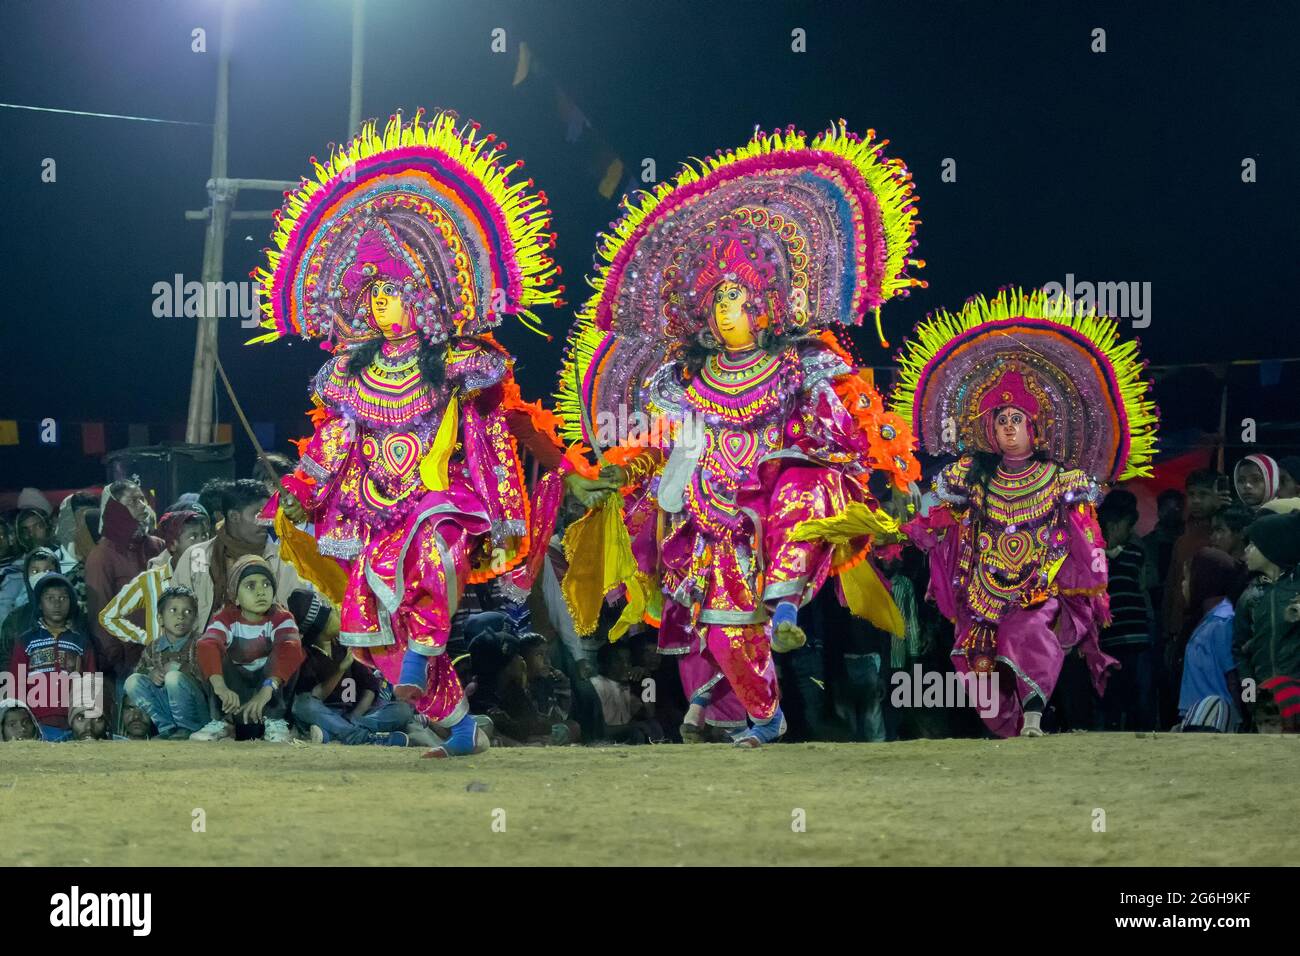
left=0, top=508, right=54, bottom=625
left=16, top=487, right=52, bottom=516
left=1233, top=454, right=1281, bottom=510
left=1, top=698, right=38, bottom=741
left=1232, top=511, right=1300, bottom=732
left=0, top=548, right=63, bottom=668
left=83, top=480, right=165, bottom=681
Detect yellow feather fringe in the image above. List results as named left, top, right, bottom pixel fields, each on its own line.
left=249, top=108, right=559, bottom=345
left=889, top=287, right=1159, bottom=480
left=577, top=120, right=924, bottom=336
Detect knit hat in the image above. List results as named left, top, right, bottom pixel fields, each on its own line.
left=286, top=589, right=333, bottom=642
left=16, top=487, right=52, bottom=515
left=227, top=554, right=275, bottom=603
left=157, top=508, right=208, bottom=548
left=1245, top=512, right=1300, bottom=570
left=1234, top=454, right=1279, bottom=503
left=31, top=572, right=75, bottom=606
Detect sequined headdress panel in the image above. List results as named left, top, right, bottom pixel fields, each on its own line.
left=250, top=109, right=561, bottom=349
left=890, top=287, right=1159, bottom=482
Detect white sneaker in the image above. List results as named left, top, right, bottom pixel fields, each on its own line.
left=263, top=718, right=292, bottom=743
left=191, top=720, right=233, bottom=741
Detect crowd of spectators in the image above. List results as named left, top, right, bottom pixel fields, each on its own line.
left=1, top=450, right=1297, bottom=745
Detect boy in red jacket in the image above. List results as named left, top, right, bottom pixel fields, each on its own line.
left=191, top=555, right=304, bottom=742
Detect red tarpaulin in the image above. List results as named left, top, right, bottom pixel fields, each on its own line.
left=1119, top=446, right=1216, bottom=535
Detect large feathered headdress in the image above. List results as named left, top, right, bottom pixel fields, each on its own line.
left=890, top=287, right=1159, bottom=482
left=556, top=121, right=924, bottom=449
left=250, top=109, right=562, bottom=349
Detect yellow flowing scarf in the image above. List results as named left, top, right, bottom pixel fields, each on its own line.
left=560, top=495, right=655, bottom=641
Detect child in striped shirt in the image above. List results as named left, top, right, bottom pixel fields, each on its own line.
left=191, top=555, right=304, bottom=742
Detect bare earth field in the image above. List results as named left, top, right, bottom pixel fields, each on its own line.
left=0, top=733, right=1295, bottom=866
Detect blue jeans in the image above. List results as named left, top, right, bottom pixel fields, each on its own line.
left=124, top=671, right=209, bottom=735
left=291, top=694, right=413, bottom=744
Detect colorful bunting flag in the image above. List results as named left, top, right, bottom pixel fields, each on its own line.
left=252, top=422, right=276, bottom=452
left=81, top=422, right=106, bottom=456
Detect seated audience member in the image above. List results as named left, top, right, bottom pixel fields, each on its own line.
left=629, top=630, right=687, bottom=742
left=191, top=555, right=304, bottom=743
left=0, top=698, right=41, bottom=741
left=520, top=632, right=580, bottom=744
left=85, top=479, right=165, bottom=683
left=116, top=698, right=153, bottom=741
left=123, top=585, right=209, bottom=740
left=467, top=630, right=550, bottom=746
left=10, top=573, right=97, bottom=736
left=1097, top=490, right=1156, bottom=731
left=100, top=507, right=210, bottom=648
left=590, top=640, right=662, bottom=744
left=0, top=548, right=63, bottom=667
left=69, top=703, right=109, bottom=741
left=288, top=590, right=410, bottom=747
left=1233, top=512, right=1300, bottom=732
left=0, top=517, right=16, bottom=565
left=0, top=508, right=55, bottom=624
left=1177, top=548, right=1246, bottom=732
left=1233, top=454, right=1280, bottom=510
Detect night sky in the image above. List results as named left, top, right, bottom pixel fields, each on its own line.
left=2, top=0, right=1297, bottom=491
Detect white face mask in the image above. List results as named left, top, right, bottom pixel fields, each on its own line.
left=28, top=570, right=53, bottom=589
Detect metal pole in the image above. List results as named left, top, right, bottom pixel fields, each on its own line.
left=185, top=2, right=233, bottom=444
left=348, top=0, right=365, bottom=138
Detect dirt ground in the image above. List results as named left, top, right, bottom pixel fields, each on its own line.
left=0, top=733, right=1295, bottom=866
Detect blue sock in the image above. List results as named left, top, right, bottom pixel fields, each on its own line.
left=438, top=712, right=479, bottom=756
left=737, top=706, right=785, bottom=745
left=772, top=601, right=799, bottom=629
left=398, top=649, right=430, bottom=691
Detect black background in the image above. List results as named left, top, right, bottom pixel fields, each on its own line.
left=2, top=0, right=1297, bottom=490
